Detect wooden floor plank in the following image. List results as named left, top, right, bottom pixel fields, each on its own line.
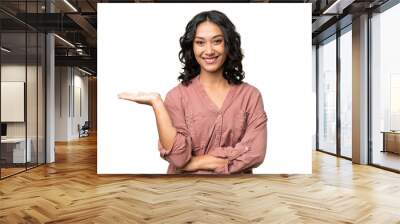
left=0, top=134, right=400, bottom=223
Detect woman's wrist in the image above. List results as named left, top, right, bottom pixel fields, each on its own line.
left=151, top=95, right=163, bottom=109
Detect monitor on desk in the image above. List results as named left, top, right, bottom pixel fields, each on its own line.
left=1, top=123, right=7, bottom=139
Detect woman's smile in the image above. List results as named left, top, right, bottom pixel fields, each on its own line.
left=202, top=56, right=219, bottom=64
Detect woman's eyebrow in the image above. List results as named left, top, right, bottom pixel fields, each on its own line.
left=194, top=35, right=224, bottom=40
left=212, top=35, right=224, bottom=39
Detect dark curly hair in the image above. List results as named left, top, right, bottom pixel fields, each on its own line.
left=178, top=10, right=245, bottom=86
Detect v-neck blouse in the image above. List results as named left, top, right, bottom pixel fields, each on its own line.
left=158, top=76, right=268, bottom=174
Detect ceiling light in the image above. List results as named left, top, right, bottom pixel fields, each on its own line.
left=323, top=0, right=355, bottom=15
left=63, top=0, right=78, bottom=12
left=54, top=34, right=75, bottom=48
left=78, top=67, right=93, bottom=76
left=1, top=47, right=11, bottom=53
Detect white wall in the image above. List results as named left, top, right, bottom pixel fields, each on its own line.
left=55, top=67, right=89, bottom=141
left=73, top=72, right=89, bottom=137
left=98, top=4, right=312, bottom=174
left=55, top=66, right=69, bottom=141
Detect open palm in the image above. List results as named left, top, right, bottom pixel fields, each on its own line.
left=118, top=91, right=160, bottom=106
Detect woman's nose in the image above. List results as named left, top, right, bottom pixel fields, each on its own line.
left=204, top=43, right=214, bottom=55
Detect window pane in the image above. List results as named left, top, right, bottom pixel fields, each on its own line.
left=340, top=29, right=352, bottom=158
left=318, top=37, right=337, bottom=154
left=371, top=3, right=400, bottom=171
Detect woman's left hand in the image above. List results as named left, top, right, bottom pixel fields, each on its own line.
left=181, top=156, right=202, bottom=172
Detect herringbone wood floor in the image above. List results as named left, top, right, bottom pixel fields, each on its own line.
left=1, top=134, right=400, bottom=224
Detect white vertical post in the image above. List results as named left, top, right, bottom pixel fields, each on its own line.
left=46, top=0, right=55, bottom=163
left=352, top=14, right=369, bottom=164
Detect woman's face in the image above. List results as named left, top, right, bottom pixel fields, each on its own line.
left=193, top=21, right=227, bottom=75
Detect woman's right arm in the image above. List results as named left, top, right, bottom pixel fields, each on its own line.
left=154, top=90, right=193, bottom=168
left=152, top=98, right=177, bottom=153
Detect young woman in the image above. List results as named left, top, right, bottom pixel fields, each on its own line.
left=118, top=10, right=267, bottom=174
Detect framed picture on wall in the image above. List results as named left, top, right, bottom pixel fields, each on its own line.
left=1, top=81, right=25, bottom=122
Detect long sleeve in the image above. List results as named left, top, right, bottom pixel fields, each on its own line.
left=158, top=87, right=192, bottom=168
left=207, top=91, right=267, bottom=174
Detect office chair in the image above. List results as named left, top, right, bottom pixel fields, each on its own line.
left=79, top=121, right=90, bottom=138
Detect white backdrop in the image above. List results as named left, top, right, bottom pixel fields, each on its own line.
left=98, top=3, right=312, bottom=174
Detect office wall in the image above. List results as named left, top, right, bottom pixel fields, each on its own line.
left=55, top=67, right=89, bottom=141
left=72, top=71, right=89, bottom=138
left=1, top=65, right=42, bottom=139
left=55, top=66, right=69, bottom=141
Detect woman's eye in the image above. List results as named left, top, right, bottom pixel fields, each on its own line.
left=195, top=41, right=204, bottom=45
left=214, top=39, right=223, bottom=44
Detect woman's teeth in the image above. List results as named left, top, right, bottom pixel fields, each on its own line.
left=204, top=56, right=218, bottom=64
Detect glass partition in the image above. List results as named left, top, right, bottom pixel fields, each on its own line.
left=0, top=1, right=46, bottom=179
left=1, top=31, right=28, bottom=177
left=27, top=31, right=38, bottom=170
left=38, top=32, right=45, bottom=165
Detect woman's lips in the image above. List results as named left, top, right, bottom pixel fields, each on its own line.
left=203, top=56, right=219, bottom=64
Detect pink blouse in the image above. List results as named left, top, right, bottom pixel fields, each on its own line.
left=158, top=75, right=268, bottom=174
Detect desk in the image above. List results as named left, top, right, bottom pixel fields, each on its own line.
left=1, top=138, right=31, bottom=163
left=382, top=131, right=400, bottom=154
